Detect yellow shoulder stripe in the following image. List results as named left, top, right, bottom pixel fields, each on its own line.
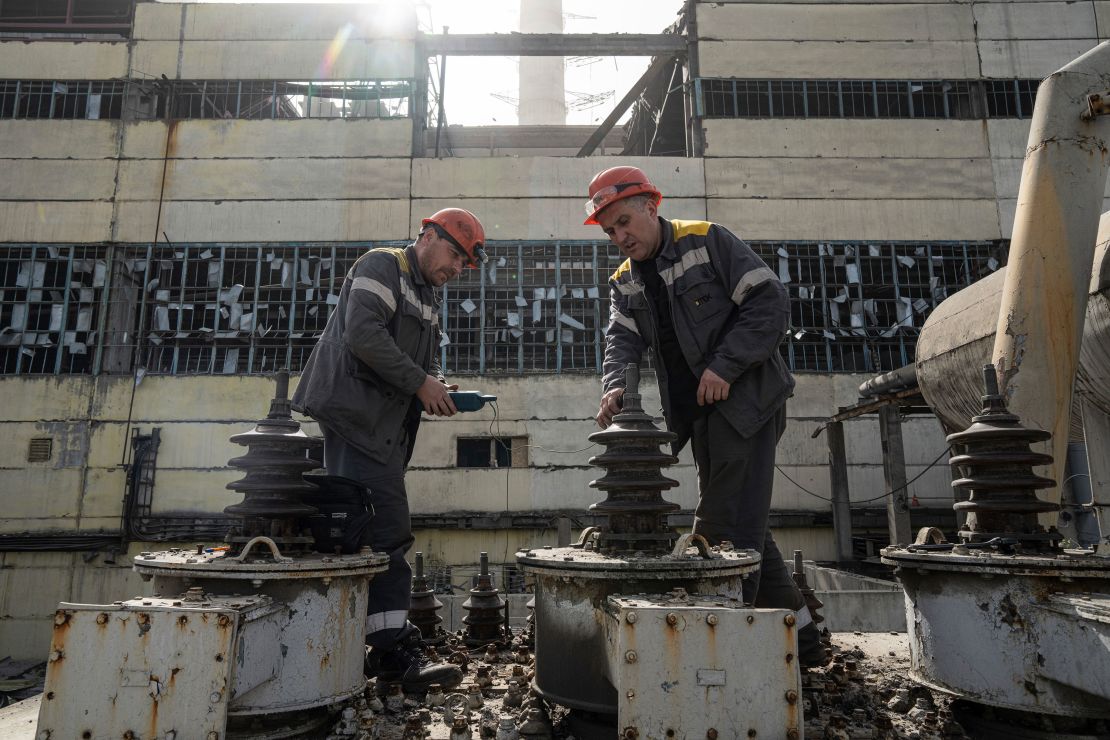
left=671, top=220, right=712, bottom=241
left=610, top=258, right=632, bottom=282
left=369, top=247, right=410, bottom=274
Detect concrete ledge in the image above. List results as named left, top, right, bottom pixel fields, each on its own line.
left=805, top=561, right=907, bottom=632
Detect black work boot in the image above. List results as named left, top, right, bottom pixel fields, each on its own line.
left=368, top=625, right=463, bottom=693
left=798, top=622, right=831, bottom=668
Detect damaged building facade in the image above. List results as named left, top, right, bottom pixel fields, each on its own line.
left=0, top=0, right=1101, bottom=661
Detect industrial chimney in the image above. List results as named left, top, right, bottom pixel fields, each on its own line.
left=518, top=0, right=566, bottom=125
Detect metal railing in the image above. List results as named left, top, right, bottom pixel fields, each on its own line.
left=0, top=240, right=1005, bottom=377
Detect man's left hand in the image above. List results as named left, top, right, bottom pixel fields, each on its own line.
left=697, top=368, right=730, bottom=406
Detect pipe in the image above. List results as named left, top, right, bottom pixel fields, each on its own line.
left=991, top=41, right=1110, bottom=504
left=858, top=363, right=918, bottom=398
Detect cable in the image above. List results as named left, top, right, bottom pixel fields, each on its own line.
left=485, top=400, right=599, bottom=564
left=481, top=401, right=594, bottom=454
left=853, top=445, right=953, bottom=504
left=772, top=468, right=834, bottom=503
left=774, top=445, right=953, bottom=506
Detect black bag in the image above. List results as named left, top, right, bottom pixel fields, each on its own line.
left=303, top=474, right=374, bottom=554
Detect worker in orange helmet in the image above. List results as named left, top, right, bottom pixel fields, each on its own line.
left=586, top=166, right=826, bottom=667
left=293, top=207, right=487, bottom=691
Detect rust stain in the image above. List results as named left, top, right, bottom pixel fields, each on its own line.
left=53, top=610, right=71, bottom=635
left=163, top=119, right=179, bottom=183
left=149, top=679, right=160, bottom=740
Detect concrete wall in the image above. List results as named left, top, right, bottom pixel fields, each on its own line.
left=130, top=3, right=415, bottom=80
left=698, top=0, right=1104, bottom=78
left=696, top=0, right=1106, bottom=243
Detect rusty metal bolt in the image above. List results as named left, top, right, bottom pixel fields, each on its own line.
left=626, top=690, right=636, bottom=699
left=207, top=733, right=219, bottom=740
left=48, top=650, right=63, bottom=663
left=96, top=613, right=109, bottom=625
left=217, top=615, right=231, bottom=628
left=209, top=691, right=222, bottom=704
left=786, top=730, right=800, bottom=740
left=626, top=611, right=638, bottom=624
left=624, top=650, right=638, bottom=664
left=706, top=614, right=718, bottom=626
left=177, top=615, right=188, bottom=627
left=707, top=730, right=718, bottom=740
left=746, top=615, right=754, bottom=624
left=53, top=611, right=68, bottom=626
left=785, top=652, right=794, bottom=664
left=785, top=690, right=798, bottom=705
left=747, top=730, right=757, bottom=738
left=621, top=728, right=638, bottom=740
left=784, top=614, right=796, bottom=627
left=666, top=613, right=678, bottom=626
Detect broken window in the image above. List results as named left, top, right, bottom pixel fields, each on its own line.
left=165, top=80, right=412, bottom=121
left=759, top=241, right=1006, bottom=373
left=0, top=0, right=133, bottom=34
left=0, top=245, right=106, bottom=374
left=456, top=436, right=527, bottom=468
left=0, top=79, right=412, bottom=121
left=700, top=78, right=1034, bottom=121
left=0, top=80, right=126, bottom=119
left=0, top=240, right=1005, bottom=377
left=985, top=79, right=1040, bottom=119
left=440, top=242, right=620, bottom=376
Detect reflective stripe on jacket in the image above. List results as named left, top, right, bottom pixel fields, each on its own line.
left=292, top=244, right=441, bottom=464
left=602, top=218, right=794, bottom=447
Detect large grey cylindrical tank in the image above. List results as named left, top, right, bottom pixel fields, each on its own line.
left=916, top=229, right=1110, bottom=437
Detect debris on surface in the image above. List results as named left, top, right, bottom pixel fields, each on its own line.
left=318, top=629, right=980, bottom=740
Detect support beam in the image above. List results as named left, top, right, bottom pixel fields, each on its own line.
left=826, top=421, right=855, bottom=564
left=419, top=33, right=686, bottom=57
left=577, top=53, right=677, bottom=157
left=879, top=405, right=913, bottom=547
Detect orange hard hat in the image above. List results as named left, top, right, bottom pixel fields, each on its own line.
left=421, top=208, right=488, bottom=266
left=583, top=166, right=662, bottom=225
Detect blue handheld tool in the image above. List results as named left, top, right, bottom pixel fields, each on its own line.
left=448, top=390, right=497, bottom=412
left=417, top=390, right=496, bottom=413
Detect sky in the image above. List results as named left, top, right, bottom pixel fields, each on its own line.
left=416, top=1, right=683, bottom=125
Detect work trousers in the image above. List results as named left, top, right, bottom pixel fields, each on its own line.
left=690, top=405, right=822, bottom=656
left=322, top=425, right=414, bottom=651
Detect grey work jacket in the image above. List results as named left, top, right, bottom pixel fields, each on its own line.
left=292, top=244, right=441, bottom=464
left=602, top=218, right=795, bottom=451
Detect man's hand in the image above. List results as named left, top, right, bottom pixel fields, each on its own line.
left=697, top=368, right=731, bottom=406
left=416, top=375, right=457, bottom=416
left=596, top=387, right=625, bottom=428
